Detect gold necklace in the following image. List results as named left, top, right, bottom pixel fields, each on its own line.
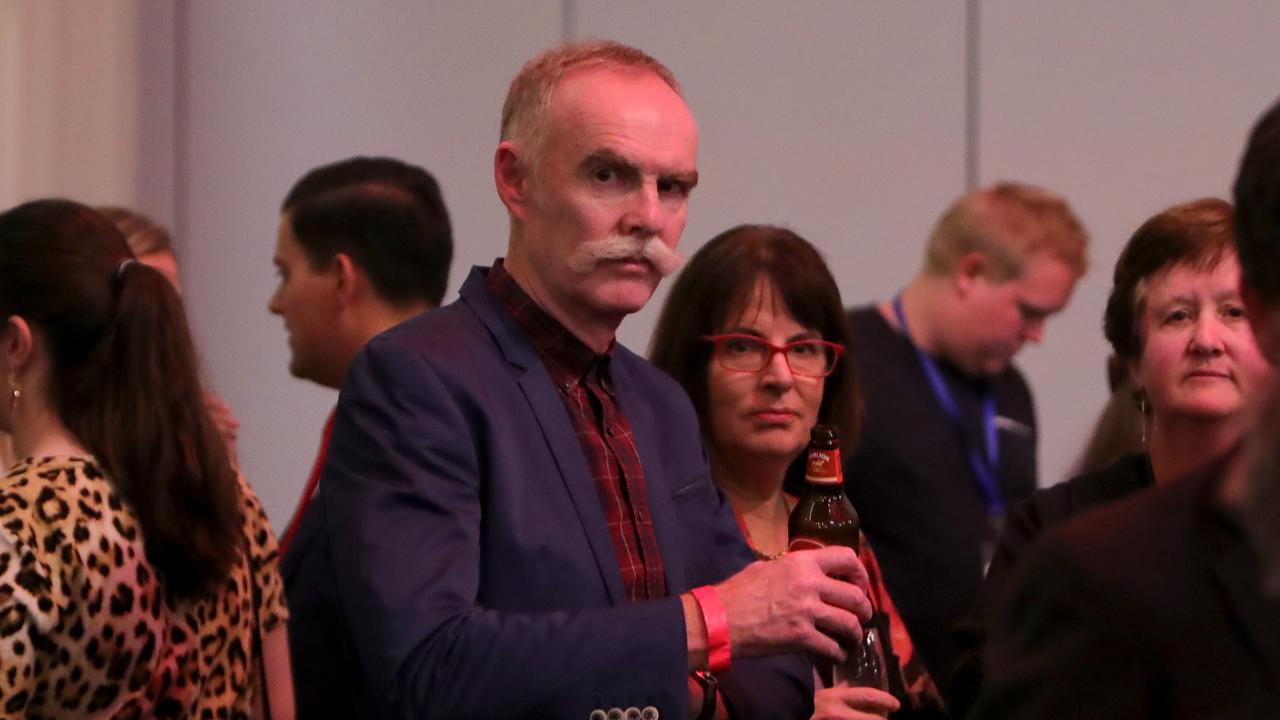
left=753, top=546, right=786, bottom=561
left=733, top=493, right=794, bottom=561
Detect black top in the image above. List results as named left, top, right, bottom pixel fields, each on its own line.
left=950, top=452, right=1155, bottom=718
left=843, top=305, right=1038, bottom=688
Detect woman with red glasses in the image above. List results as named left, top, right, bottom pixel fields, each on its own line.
left=651, top=225, right=945, bottom=720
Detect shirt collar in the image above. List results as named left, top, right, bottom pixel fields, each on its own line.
left=486, top=259, right=611, bottom=390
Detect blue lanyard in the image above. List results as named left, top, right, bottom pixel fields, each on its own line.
left=892, top=297, right=1004, bottom=516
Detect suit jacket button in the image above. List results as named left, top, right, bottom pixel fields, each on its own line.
left=588, top=711, right=607, bottom=720
left=624, top=708, right=642, bottom=720
left=641, top=707, right=659, bottom=720
left=606, top=708, right=624, bottom=720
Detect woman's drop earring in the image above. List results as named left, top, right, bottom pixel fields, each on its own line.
left=8, top=372, right=20, bottom=417
left=1138, top=391, right=1148, bottom=446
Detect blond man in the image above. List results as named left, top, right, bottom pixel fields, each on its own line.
left=843, top=183, right=1088, bottom=687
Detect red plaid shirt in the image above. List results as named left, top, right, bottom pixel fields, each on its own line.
left=487, top=261, right=667, bottom=601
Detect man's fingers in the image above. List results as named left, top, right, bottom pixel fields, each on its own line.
left=813, top=604, right=863, bottom=652
left=801, top=625, right=847, bottom=664
left=816, top=576, right=873, bottom=623
left=797, top=546, right=871, bottom=593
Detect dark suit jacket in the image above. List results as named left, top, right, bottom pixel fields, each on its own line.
left=281, top=490, right=370, bottom=720
left=971, top=459, right=1280, bottom=719
left=317, top=267, right=812, bottom=719
left=950, top=453, right=1154, bottom=717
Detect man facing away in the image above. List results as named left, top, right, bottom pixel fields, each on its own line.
left=317, top=41, right=874, bottom=718
left=267, top=156, right=453, bottom=719
left=971, top=100, right=1280, bottom=719
left=842, top=183, right=1088, bottom=685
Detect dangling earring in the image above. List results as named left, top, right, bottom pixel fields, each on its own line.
left=7, top=371, right=19, bottom=417
left=1137, top=390, right=1148, bottom=446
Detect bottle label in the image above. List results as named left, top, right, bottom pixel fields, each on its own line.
left=787, top=537, right=827, bottom=552
left=805, top=448, right=843, bottom=485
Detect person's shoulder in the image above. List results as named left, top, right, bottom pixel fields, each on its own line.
left=1044, top=465, right=1202, bottom=575
left=847, top=303, right=890, bottom=336
left=1003, top=453, right=1148, bottom=543
left=1060, top=453, right=1153, bottom=508
left=845, top=303, right=915, bottom=376
left=0, top=456, right=106, bottom=520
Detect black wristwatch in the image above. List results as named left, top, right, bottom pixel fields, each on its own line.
left=691, top=670, right=718, bottom=720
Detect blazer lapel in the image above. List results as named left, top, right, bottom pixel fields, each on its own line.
left=460, top=267, right=626, bottom=604
left=611, top=352, right=686, bottom=593
left=518, top=368, right=627, bottom=604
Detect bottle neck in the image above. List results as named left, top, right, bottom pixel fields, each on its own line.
left=801, top=479, right=847, bottom=493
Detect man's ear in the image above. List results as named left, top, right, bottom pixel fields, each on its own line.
left=2, top=315, right=35, bottom=374
left=1242, top=283, right=1280, bottom=365
left=494, top=141, right=532, bottom=222
left=954, top=252, right=989, bottom=296
left=331, top=253, right=360, bottom=307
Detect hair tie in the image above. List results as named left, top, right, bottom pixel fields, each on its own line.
left=117, top=258, right=138, bottom=278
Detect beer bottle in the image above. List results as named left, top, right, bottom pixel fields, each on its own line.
left=788, top=424, right=889, bottom=691
left=788, top=425, right=859, bottom=551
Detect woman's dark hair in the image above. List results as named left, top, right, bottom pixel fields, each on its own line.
left=650, top=224, right=861, bottom=481
left=1103, top=198, right=1235, bottom=362
left=0, top=199, right=240, bottom=598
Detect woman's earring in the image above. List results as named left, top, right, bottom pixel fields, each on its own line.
left=8, top=372, right=19, bottom=417
left=1137, top=390, right=1148, bottom=446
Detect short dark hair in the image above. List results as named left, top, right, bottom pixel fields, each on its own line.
left=1234, top=98, right=1280, bottom=306
left=1103, top=197, right=1234, bottom=362
left=650, top=225, right=861, bottom=466
left=281, top=156, right=453, bottom=307
left=0, top=199, right=239, bottom=598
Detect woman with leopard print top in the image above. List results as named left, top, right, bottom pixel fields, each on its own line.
left=0, top=200, right=293, bottom=718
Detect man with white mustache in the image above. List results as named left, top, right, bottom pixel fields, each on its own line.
left=565, top=233, right=686, bottom=279
left=315, top=40, right=871, bottom=719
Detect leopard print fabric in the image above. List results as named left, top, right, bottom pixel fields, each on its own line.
left=0, top=456, right=287, bottom=718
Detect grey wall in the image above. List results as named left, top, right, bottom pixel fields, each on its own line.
left=978, top=0, right=1280, bottom=478
left=160, top=1, right=1280, bottom=527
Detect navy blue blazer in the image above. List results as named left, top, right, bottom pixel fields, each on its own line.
left=318, top=267, right=812, bottom=718
left=281, top=484, right=370, bottom=719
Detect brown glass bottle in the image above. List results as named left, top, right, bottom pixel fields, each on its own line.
left=788, top=424, right=889, bottom=690
left=788, top=425, right=860, bottom=552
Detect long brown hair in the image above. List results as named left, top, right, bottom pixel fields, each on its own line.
left=0, top=199, right=239, bottom=598
left=650, top=224, right=860, bottom=479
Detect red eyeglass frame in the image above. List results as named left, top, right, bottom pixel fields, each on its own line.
left=702, top=333, right=845, bottom=378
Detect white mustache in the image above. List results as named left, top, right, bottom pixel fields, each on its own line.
left=567, top=235, right=685, bottom=277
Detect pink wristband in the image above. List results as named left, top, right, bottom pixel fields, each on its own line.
left=691, top=585, right=731, bottom=673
